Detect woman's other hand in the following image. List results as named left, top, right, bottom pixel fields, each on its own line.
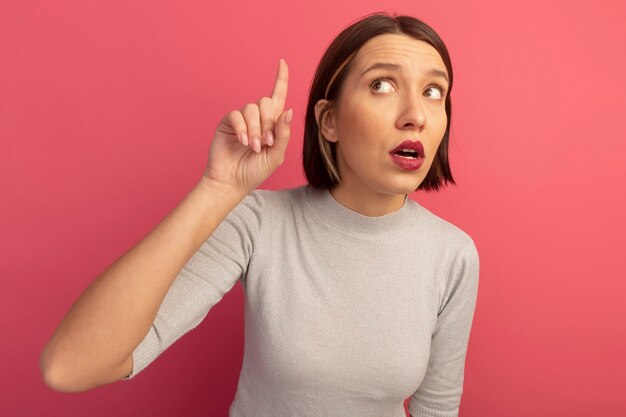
left=202, top=59, right=292, bottom=195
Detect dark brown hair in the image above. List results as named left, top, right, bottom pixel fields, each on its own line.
left=302, top=12, right=456, bottom=191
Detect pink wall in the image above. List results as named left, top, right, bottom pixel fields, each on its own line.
left=2, top=1, right=625, bottom=416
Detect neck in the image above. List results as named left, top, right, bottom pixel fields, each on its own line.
left=329, top=184, right=407, bottom=217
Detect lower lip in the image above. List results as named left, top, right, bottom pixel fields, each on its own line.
left=390, top=154, right=424, bottom=170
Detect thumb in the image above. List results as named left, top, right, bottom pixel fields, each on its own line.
left=268, top=108, right=293, bottom=163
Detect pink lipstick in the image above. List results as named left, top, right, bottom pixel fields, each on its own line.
left=389, top=140, right=425, bottom=171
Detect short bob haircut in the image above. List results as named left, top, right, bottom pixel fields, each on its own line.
left=303, top=13, right=455, bottom=192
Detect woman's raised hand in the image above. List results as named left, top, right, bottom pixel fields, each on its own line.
left=202, top=59, right=292, bottom=195
left=39, top=62, right=291, bottom=393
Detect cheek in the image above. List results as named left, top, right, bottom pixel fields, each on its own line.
left=425, top=111, right=447, bottom=160
left=431, top=109, right=447, bottom=142
left=335, top=99, right=388, bottom=145
left=335, top=105, right=366, bottom=144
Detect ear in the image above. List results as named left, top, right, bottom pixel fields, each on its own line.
left=314, top=99, right=338, bottom=143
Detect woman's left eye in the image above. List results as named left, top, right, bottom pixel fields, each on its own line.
left=370, top=78, right=395, bottom=93
left=424, top=85, right=445, bottom=100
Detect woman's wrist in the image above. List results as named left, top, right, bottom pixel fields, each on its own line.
left=197, top=175, right=249, bottom=203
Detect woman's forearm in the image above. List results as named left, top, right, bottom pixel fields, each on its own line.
left=40, top=178, right=246, bottom=392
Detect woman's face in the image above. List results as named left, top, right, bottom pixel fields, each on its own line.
left=321, top=34, right=449, bottom=205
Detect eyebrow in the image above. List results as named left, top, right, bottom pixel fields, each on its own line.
left=360, top=62, right=449, bottom=83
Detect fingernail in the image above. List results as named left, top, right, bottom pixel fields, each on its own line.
left=241, top=132, right=248, bottom=146
left=265, top=130, right=274, bottom=146
left=285, top=109, right=293, bottom=125
left=253, top=137, right=261, bottom=153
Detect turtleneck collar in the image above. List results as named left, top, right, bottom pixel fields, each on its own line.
left=304, top=185, right=419, bottom=241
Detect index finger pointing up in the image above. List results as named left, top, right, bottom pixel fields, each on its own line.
left=271, top=59, right=289, bottom=117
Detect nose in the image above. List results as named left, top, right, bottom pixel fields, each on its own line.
left=395, top=93, right=426, bottom=131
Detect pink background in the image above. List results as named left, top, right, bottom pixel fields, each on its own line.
left=2, top=0, right=625, bottom=416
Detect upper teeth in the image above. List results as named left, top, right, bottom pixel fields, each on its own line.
left=401, top=149, right=416, bottom=153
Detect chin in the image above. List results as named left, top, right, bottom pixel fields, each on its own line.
left=372, top=183, right=418, bottom=197
left=380, top=176, right=424, bottom=195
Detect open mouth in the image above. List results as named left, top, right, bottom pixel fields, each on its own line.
left=392, top=149, right=419, bottom=159
left=390, top=140, right=425, bottom=159
left=389, top=141, right=425, bottom=171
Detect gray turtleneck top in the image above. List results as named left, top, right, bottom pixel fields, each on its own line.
left=124, top=185, right=479, bottom=417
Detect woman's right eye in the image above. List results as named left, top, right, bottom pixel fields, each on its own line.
left=370, top=78, right=395, bottom=93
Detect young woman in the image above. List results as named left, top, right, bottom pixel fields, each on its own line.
left=41, top=13, right=479, bottom=417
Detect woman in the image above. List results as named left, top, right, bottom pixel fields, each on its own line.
left=41, top=12, right=479, bottom=417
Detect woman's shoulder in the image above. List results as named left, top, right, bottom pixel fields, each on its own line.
left=241, top=184, right=308, bottom=214
left=217, top=185, right=308, bottom=241
left=411, top=201, right=477, bottom=253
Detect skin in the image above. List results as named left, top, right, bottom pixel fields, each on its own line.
left=315, top=34, right=450, bottom=217
left=206, top=59, right=292, bottom=194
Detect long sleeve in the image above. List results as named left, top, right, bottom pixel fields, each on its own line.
left=119, top=185, right=480, bottom=417
left=408, top=239, right=480, bottom=417
left=123, top=192, right=262, bottom=379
